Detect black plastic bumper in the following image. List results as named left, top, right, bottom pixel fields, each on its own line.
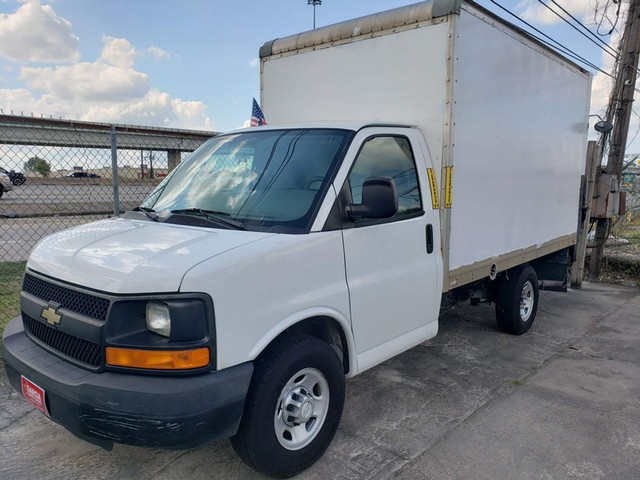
left=2, top=316, right=253, bottom=449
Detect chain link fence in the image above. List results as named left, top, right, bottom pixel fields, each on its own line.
left=1, top=114, right=215, bottom=330
left=586, top=169, right=640, bottom=281
left=610, top=171, right=640, bottom=253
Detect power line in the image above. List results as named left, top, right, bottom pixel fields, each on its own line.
left=545, top=0, right=640, bottom=81
left=538, top=0, right=640, bottom=80
left=487, top=0, right=614, bottom=78
left=596, top=0, right=622, bottom=36
left=532, top=34, right=614, bottom=77
left=626, top=109, right=640, bottom=149
left=542, top=0, right=618, bottom=57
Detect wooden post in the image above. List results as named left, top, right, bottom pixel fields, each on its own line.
left=571, top=141, right=597, bottom=287
left=590, top=0, right=640, bottom=279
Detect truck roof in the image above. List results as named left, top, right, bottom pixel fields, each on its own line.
left=260, top=0, right=461, bottom=58
left=259, top=0, right=585, bottom=73
left=226, top=122, right=415, bottom=135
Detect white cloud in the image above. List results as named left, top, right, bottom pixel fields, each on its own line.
left=99, top=36, right=137, bottom=68
left=0, top=87, right=214, bottom=130
left=82, top=90, right=215, bottom=130
left=589, top=31, right=619, bottom=118
left=1, top=29, right=214, bottom=130
left=517, top=0, right=593, bottom=25
left=0, top=87, right=38, bottom=115
left=248, top=58, right=259, bottom=68
left=0, top=0, right=80, bottom=63
left=20, top=63, right=149, bottom=101
left=147, top=46, right=171, bottom=60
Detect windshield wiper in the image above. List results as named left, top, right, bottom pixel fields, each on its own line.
left=132, top=206, right=159, bottom=222
left=169, top=208, right=246, bottom=230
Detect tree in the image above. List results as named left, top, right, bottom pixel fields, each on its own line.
left=23, top=157, right=51, bottom=177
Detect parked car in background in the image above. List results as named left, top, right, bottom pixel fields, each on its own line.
left=0, top=167, right=26, bottom=186
left=0, top=171, right=14, bottom=197
left=65, top=172, right=101, bottom=178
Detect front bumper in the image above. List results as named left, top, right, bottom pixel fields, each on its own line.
left=2, top=316, right=253, bottom=449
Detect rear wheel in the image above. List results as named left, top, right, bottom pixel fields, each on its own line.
left=495, top=265, right=539, bottom=335
left=231, top=334, right=345, bottom=478
left=0, top=186, right=4, bottom=198
left=12, top=177, right=24, bottom=186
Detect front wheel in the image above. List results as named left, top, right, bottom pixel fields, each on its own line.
left=495, top=264, right=539, bottom=335
left=231, top=335, right=345, bottom=478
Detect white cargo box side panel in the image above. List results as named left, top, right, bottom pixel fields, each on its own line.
left=447, top=7, right=590, bottom=276
left=261, top=22, right=450, bottom=171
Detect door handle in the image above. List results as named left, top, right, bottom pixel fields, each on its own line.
left=426, top=224, right=434, bottom=254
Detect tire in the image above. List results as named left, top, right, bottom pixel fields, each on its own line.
left=0, top=186, right=3, bottom=198
left=495, top=264, right=539, bottom=335
left=231, top=334, right=345, bottom=478
left=12, top=177, right=24, bottom=186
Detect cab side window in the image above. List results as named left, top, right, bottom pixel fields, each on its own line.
left=348, top=136, right=422, bottom=216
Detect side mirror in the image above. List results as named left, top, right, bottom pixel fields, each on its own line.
left=346, top=176, right=397, bottom=220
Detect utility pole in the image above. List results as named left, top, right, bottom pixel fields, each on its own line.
left=589, top=0, right=640, bottom=280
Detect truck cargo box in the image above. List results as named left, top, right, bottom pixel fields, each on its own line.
left=259, top=0, right=591, bottom=291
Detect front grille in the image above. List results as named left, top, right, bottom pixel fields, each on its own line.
left=23, top=274, right=110, bottom=321
left=23, top=315, right=103, bottom=367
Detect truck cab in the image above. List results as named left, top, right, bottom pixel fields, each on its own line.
left=3, top=124, right=443, bottom=477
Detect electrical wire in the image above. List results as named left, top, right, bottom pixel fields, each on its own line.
left=597, top=0, right=622, bottom=36
left=540, top=0, right=640, bottom=79
left=488, top=0, right=614, bottom=78
left=543, top=0, right=618, bottom=57
left=626, top=109, right=640, bottom=149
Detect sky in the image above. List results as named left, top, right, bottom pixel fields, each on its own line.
left=0, top=0, right=635, bottom=155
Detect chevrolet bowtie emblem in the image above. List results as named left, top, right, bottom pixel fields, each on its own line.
left=41, top=306, right=62, bottom=326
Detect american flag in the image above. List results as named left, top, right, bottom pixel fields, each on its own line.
left=250, top=98, right=267, bottom=127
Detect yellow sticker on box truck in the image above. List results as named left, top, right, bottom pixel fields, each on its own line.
left=427, top=168, right=439, bottom=209
left=444, top=166, right=453, bottom=208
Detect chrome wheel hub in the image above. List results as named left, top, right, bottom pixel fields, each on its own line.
left=520, top=280, right=534, bottom=322
left=274, top=367, right=330, bottom=450
left=283, top=388, right=315, bottom=425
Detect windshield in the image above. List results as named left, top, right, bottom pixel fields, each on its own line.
left=140, top=129, right=353, bottom=232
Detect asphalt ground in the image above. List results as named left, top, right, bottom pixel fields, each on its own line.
left=1, top=282, right=639, bottom=479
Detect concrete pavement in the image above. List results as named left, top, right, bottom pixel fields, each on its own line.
left=1, top=282, right=639, bottom=479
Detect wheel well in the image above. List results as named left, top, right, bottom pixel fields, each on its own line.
left=266, top=317, right=351, bottom=375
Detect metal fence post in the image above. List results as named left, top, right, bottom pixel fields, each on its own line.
left=111, top=125, right=120, bottom=216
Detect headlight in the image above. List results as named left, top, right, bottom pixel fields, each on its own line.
left=0, top=173, right=8, bottom=182
left=146, top=301, right=171, bottom=337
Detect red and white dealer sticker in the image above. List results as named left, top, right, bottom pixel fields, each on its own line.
left=21, top=376, right=50, bottom=417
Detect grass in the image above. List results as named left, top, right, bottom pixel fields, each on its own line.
left=0, top=261, right=26, bottom=337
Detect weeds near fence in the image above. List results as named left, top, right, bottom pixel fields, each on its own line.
left=595, top=209, right=640, bottom=287
left=612, top=217, right=640, bottom=247
left=0, top=261, right=26, bottom=338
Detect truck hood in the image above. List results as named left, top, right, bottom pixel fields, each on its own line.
left=27, top=218, right=275, bottom=294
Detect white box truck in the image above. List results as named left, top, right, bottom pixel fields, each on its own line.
left=3, top=0, right=590, bottom=477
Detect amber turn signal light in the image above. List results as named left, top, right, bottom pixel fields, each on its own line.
left=106, top=347, right=210, bottom=370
